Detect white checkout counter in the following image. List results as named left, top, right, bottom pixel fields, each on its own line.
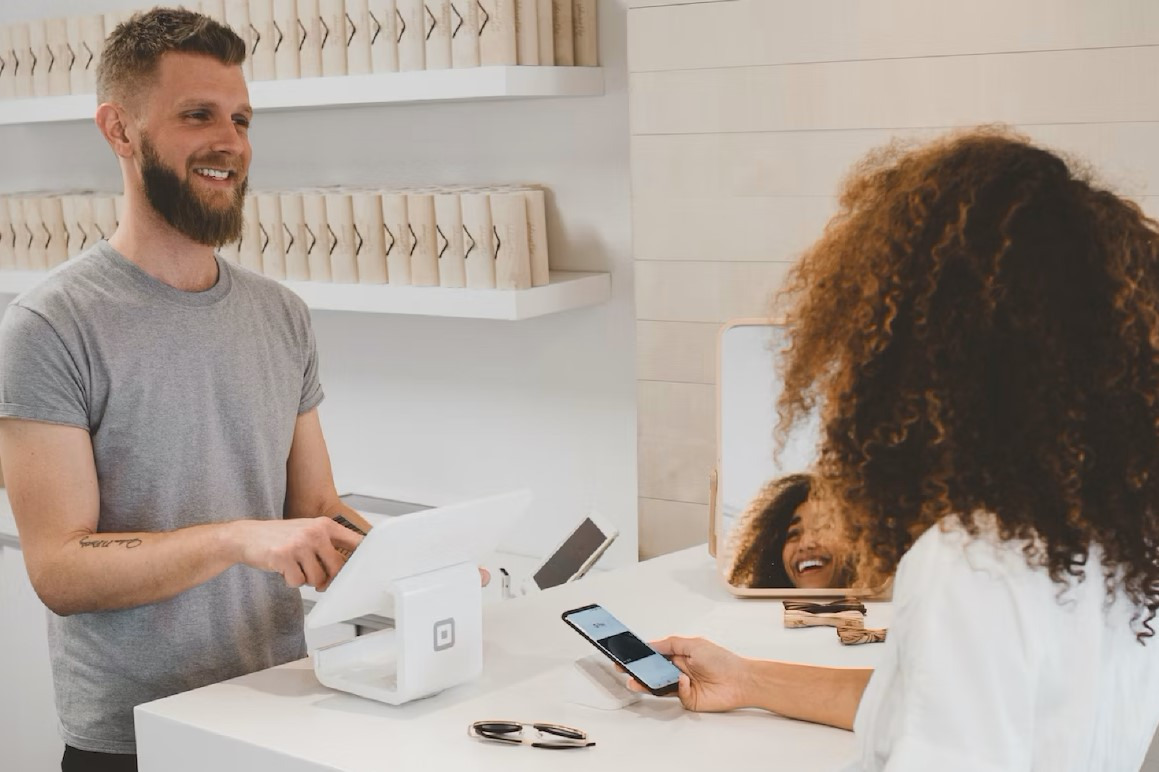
left=135, top=547, right=891, bottom=771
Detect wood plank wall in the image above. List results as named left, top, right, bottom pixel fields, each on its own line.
left=629, top=0, right=1159, bottom=559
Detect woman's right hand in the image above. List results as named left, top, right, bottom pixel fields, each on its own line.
left=628, top=636, right=754, bottom=712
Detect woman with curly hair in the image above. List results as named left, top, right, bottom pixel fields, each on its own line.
left=633, top=128, right=1159, bottom=770
left=726, top=473, right=855, bottom=589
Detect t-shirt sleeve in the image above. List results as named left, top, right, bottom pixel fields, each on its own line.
left=0, top=303, right=89, bottom=429
left=298, top=306, right=323, bottom=414
left=878, top=538, right=1037, bottom=772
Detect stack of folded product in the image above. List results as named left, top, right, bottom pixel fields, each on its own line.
left=0, top=184, right=552, bottom=291
left=0, top=0, right=599, bottom=100
left=782, top=598, right=887, bottom=646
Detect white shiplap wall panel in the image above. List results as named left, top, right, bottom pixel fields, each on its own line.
left=630, top=1, right=1159, bottom=558
left=637, top=320, right=719, bottom=385
left=633, top=123, right=1159, bottom=200
left=635, top=260, right=793, bottom=323
left=629, top=0, right=1159, bottom=72
left=634, top=196, right=836, bottom=262
left=632, top=47, right=1159, bottom=135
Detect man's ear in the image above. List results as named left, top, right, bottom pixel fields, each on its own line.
left=95, top=103, right=134, bottom=159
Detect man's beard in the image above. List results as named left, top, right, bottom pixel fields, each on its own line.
left=139, top=135, right=247, bottom=247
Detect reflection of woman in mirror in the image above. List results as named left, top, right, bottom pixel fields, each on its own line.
left=631, top=129, right=1159, bottom=768
left=727, top=474, right=854, bottom=589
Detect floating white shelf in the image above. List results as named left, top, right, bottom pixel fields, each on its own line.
left=0, top=66, right=605, bottom=126
left=0, top=269, right=611, bottom=321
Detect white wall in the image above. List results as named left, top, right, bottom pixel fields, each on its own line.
left=629, top=0, right=1159, bottom=558
left=0, top=0, right=638, bottom=564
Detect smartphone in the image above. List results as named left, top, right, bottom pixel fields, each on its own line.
left=561, top=604, right=682, bottom=696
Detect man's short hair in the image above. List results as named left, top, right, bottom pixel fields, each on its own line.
left=96, top=7, right=246, bottom=106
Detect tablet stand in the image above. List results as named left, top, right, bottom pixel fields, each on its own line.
left=312, top=561, right=482, bottom=705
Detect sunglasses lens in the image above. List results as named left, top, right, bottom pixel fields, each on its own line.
left=534, top=724, right=584, bottom=739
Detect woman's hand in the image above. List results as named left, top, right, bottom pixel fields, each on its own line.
left=627, top=636, right=754, bottom=712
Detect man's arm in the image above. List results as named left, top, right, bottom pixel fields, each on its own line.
left=0, top=417, right=361, bottom=616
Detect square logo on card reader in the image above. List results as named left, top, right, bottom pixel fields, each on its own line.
left=433, top=618, right=455, bottom=651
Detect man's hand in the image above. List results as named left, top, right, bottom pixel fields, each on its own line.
left=229, top=518, right=363, bottom=591
left=626, top=636, right=754, bottom=712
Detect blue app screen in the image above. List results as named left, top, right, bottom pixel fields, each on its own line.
left=567, top=606, right=682, bottom=690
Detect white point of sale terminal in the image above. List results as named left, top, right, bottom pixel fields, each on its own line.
left=305, top=490, right=531, bottom=705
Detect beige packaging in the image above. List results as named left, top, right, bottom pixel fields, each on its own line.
left=573, top=0, right=596, bottom=66
left=270, top=0, right=300, bottom=79
left=27, top=20, right=50, bottom=98
left=448, top=0, right=479, bottom=69
left=489, top=192, right=531, bottom=289
left=536, top=0, right=552, bottom=65
left=367, top=0, right=400, bottom=73
left=277, top=191, right=311, bottom=280
left=65, top=17, right=86, bottom=95
left=433, top=193, right=466, bottom=288
left=406, top=192, right=438, bottom=286
left=223, top=1, right=255, bottom=80
left=521, top=187, right=549, bottom=286
left=256, top=193, right=287, bottom=279
left=78, top=16, right=106, bottom=94
left=21, top=196, right=47, bottom=271
left=396, top=0, right=425, bottom=71
left=59, top=194, right=91, bottom=258
left=0, top=26, right=15, bottom=101
left=351, top=191, right=387, bottom=284
left=0, top=197, right=13, bottom=269
left=199, top=0, right=228, bottom=22
left=0, top=29, right=9, bottom=100
left=92, top=195, right=118, bottom=243
left=8, top=197, right=30, bottom=270
left=324, top=191, right=359, bottom=283
left=238, top=195, right=264, bottom=273
left=459, top=191, right=495, bottom=289
left=8, top=24, right=31, bottom=99
left=302, top=191, right=332, bottom=281
left=514, top=0, right=538, bottom=65
left=346, top=0, right=373, bottom=75
left=478, top=0, right=516, bottom=65
left=45, top=18, right=71, bottom=97
left=318, top=0, right=348, bottom=76
left=380, top=191, right=411, bottom=285
left=296, top=0, right=324, bottom=78
left=425, top=0, right=452, bottom=70
left=39, top=196, right=68, bottom=268
left=248, top=0, right=278, bottom=81
left=551, top=0, right=572, bottom=65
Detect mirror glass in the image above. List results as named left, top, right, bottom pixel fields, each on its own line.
left=717, top=321, right=875, bottom=594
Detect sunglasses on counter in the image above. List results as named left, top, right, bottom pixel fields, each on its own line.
left=468, top=720, right=595, bottom=749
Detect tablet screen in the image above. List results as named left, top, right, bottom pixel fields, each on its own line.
left=533, top=518, right=608, bottom=589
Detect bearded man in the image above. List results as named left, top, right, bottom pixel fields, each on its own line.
left=0, top=10, right=367, bottom=771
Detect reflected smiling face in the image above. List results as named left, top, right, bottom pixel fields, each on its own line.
left=782, top=500, right=845, bottom=589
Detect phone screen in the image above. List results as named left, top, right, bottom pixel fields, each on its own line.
left=562, top=605, right=682, bottom=694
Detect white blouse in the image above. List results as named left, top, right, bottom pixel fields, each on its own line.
left=845, top=518, right=1159, bottom=771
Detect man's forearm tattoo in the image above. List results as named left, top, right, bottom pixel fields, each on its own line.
left=79, top=536, right=143, bottom=549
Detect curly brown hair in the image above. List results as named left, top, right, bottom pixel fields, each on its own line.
left=778, top=127, right=1159, bottom=638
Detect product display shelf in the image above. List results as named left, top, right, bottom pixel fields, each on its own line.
left=0, top=66, right=605, bottom=126
left=0, top=269, right=611, bottom=320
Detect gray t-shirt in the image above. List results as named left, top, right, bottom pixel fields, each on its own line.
left=0, top=242, right=324, bottom=754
